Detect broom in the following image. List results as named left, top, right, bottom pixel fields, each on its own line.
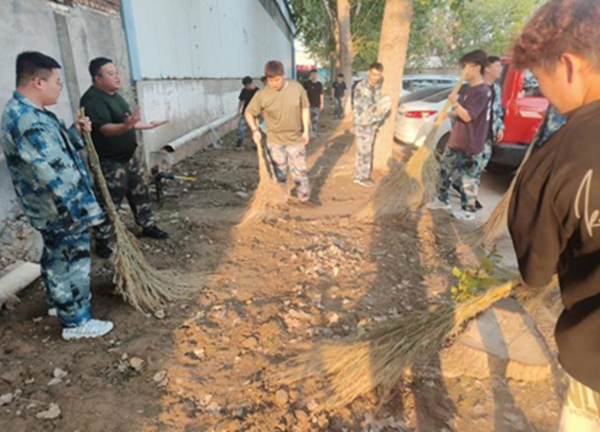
left=79, top=109, right=198, bottom=312
left=238, top=132, right=286, bottom=227
left=278, top=275, right=558, bottom=410
left=357, top=69, right=467, bottom=221
left=460, top=131, right=538, bottom=249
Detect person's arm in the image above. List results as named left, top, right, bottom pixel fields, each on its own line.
left=245, top=93, right=263, bottom=145
left=450, top=90, right=489, bottom=124
left=449, top=94, right=473, bottom=123
left=508, top=166, right=569, bottom=288
left=237, top=100, right=244, bottom=117
left=300, top=89, right=311, bottom=145
left=320, top=93, right=324, bottom=111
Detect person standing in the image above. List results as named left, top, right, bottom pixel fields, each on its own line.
left=352, top=62, right=388, bottom=187
left=235, top=76, right=259, bottom=150
left=427, top=50, right=492, bottom=221
left=1, top=52, right=113, bottom=339
left=80, top=57, right=169, bottom=259
left=509, top=1, right=600, bottom=430
left=332, top=73, right=347, bottom=119
left=245, top=61, right=312, bottom=205
left=303, top=69, right=324, bottom=138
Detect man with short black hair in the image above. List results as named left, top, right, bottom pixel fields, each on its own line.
left=2, top=51, right=113, bottom=339
left=352, top=61, right=390, bottom=187
left=427, top=50, right=492, bottom=221
left=80, top=57, right=169, bottom=259
left=303, top=69, right=324, bottom=138
left=235, top=76, right=259, bottom=150
left=332, top=73, right=347, bottom=119
left=245, top=60, right=312, bottom=205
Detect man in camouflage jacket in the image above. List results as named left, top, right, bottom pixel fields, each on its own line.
left=1, top=52, right=113, bottom=340
left=352, top=62, right=389, bottom=187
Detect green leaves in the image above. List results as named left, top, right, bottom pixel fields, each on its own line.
left=450, top=252, right=501, bottom=302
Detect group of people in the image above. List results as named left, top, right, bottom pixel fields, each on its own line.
left=2, top=53, right=170, bottom=339
left=2, top=0, right=600, bottom=428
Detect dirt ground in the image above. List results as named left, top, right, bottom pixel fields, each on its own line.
left=0, top=105, right=564, bottom=431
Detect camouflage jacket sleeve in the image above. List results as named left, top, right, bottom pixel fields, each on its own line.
left=531, top=105, right=567, bottom=147
left=2, top=96, right=104, bottom=232
left=491, top=83, right=505, bottom=138
left=353, top=82, right=379, bottom=126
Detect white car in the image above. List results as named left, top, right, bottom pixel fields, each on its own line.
left=394, top=86, right=457, bottom=154
left=401, top=74, right=459, bottom=96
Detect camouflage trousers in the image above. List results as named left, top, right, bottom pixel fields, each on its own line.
left=310, top=107, right=321, bottom=137
left=267, top=143, right=311, bottom=202
left=438, top=148, right=482, bottom=212
left=40, top=227, right=92, bottom=328
left=94, top=156, right=154, bottom=241
left=334, top=97, right=344, bottom=119
left=237, top=116, right=248, bottom=148
left=354, top=125, right=377, bottom=180
left=476, top=140, right=493, bottom=187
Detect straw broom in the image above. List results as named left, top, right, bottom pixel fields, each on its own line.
left=357, top=70, right=467, bottom=221
left=461, top=135, right=537, bottom=248
left=79, top=109, right=198, bottom=312
left=238, top=134, right=286, bottom=227
left=278, top=275, right=557, bottom=410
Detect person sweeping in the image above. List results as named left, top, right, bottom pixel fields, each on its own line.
left=508, top=0, right=600, bottom=429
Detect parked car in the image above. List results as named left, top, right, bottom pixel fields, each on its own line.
left=394, top=59, right=549, bottom=173
left=352, top=73, right=458, bottom=98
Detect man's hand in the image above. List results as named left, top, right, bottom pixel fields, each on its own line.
left=134, top=120, right=170, bottom=131
left=320, top=103, right=324, bottom=111
left=252, top=129, right=262, bottom=145
left=150, top=120, right=169, bottom=128
left=302, top=130, right=310, bottom=146
left=124, top=106, right=141, bottom=130
left=496, top=130, right=505, bottom=142
left=75, top=116, right=92, bottom=134
left=448, top=93, right=459, bottom=107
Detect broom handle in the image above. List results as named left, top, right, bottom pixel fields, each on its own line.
left=434, top=68, right=468, bottom=127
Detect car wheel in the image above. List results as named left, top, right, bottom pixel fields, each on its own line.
left=435, top=133, right=450, bottom=160
left=485, top=162, right=516, bottom=174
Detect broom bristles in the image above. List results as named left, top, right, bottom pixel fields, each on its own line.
left=278, top=279, right=520, bottom=410
left=80, top=111, right=198, bottom=312
left=238, top=139, right=286, bottom=227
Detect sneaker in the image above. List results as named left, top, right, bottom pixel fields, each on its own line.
left=234, top=145, right=244, bottom=152
left=452, top=209, right=476, bottom=221
left=451, top=183, right=461, bottom=198
left=475, top=200, right=483, bottom=210
left=426, top=199, right=451, bottom=211
left=141, top=226, right=169, bottom=240
left=354, top=178, right=376, bottom=188
left=95, top=239, right=113, bottom=259
left=48, top=308, right=58, bottom=317
left=62, top=319, right=114, bottom=340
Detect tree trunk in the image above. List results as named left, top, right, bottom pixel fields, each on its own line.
left=372, top=0, right=413, bottom=173
left=337, top=0, right=353, bottom=114
left=321, top=0, right=341, bottom=81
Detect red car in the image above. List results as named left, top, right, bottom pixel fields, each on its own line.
left=487, top=59, right=549, bottom=173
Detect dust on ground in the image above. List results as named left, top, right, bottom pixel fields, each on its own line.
left=0, top=106, right=563, bottom=431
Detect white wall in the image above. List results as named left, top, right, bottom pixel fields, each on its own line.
left=125, top=0, right=295, bottom=165
left=127, top=0, right=294, bottom=79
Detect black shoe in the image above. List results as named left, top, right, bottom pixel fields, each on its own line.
left=475, top=200, right=483, bottom=210
left=95, top=239, right=113, bottom=259
left=142, top=226, right=170, bottom=240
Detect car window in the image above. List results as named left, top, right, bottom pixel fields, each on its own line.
left=399, top=86, right=451, bottom=104
left=422, top=83, right=469, bottom=103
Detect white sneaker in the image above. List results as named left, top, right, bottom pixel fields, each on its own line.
left=62, top=319, right=114, bottom=340
left=452, top=209, right=476, bottom=221
left=426, top=199, right=451, bottom=211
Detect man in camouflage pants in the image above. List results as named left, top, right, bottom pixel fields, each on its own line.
left=245, top=60, right=312, bottom=204
left=352, top=62, right=388, bottom=187
left=2, top=52, right=113, bottom=339
left=80, top=58, right=169, bottom=258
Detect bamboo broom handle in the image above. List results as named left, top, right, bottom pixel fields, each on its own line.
left=434, top=68, right=468, bottom=127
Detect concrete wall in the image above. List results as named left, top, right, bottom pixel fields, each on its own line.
left=0, top=0, right=131, bottom=230
left=122, top=0, right=296, bottom=167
